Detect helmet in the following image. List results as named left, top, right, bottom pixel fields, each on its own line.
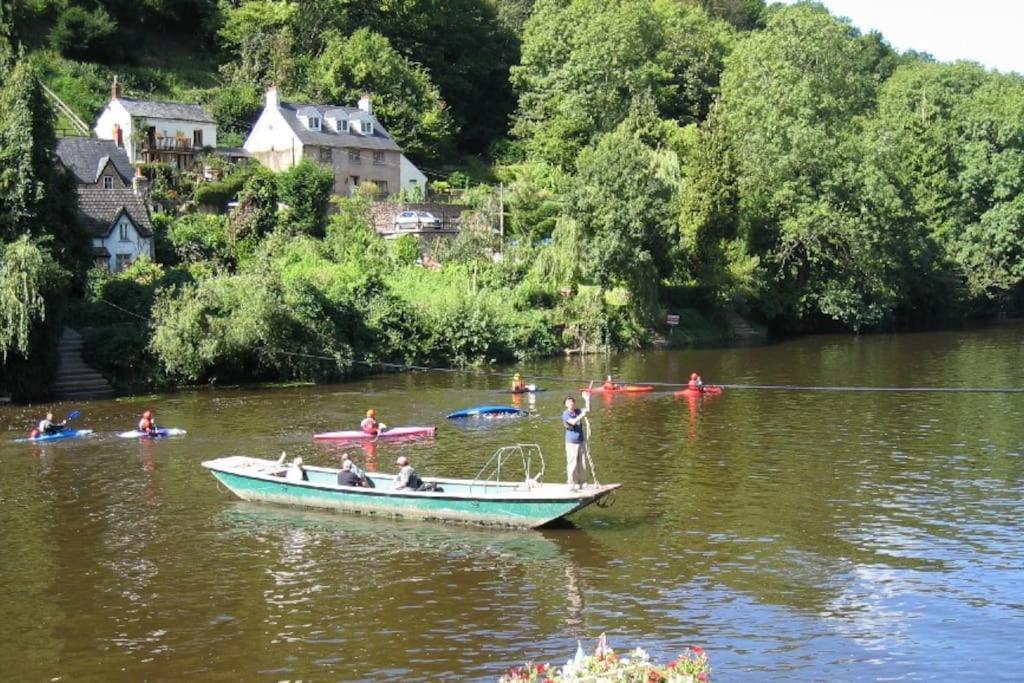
left=514, top=373, right=521, bottom=379
left=690, top=373, right=698, bottom=380
left=366, top=409, right=376, bottom=418
left=143, top=410, right=153, bottom=419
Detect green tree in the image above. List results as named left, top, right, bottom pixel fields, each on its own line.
left=0, top=236, right=64, bottom=361
left=277, top=158, right=335, bottom=237
left=230, top=168, right=278, bottom=243
left=314, top=28, right=456, bottom=161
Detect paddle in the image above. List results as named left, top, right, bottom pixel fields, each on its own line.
left=65, top=410, right=81, bottom=422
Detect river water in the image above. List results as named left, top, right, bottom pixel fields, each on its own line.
left=1, top=326, right=1023, bottom=680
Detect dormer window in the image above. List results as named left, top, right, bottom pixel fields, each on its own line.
left=103, top=175, right=113, bottom=189
left=339, top=119, right=349, bottom=133
left=308, top=116, right=321, bottom=131
left=360, top=120, right=373, bottom=135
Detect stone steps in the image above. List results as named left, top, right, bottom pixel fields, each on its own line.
left=53, top=327, right=114, bottom=400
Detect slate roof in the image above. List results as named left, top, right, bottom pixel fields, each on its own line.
left=117, top=96, right=215, bottom=124
left=56, top=138, right=134, bottom=185
left=279, top=102, right=401, bottom=152
left=76, top=188, right=154, bottom=237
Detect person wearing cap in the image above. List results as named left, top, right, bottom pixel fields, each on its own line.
left=512, top=372, right=526, bottom=393
left=563, top=392, right=591, bottom=489
left=138, top=410, right=157, bottom=435
left=360, top=409, right=387, bottom=435
left=394, top=455, right=423, bottom=490
left=286, top=456, right=307, bottom=482
left=688, top=372, right=705, bottom=392
left=336, top=460, right=364, bottom=487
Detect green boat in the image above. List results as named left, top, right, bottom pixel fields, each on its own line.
left=202, top=445, right=619, bottom=529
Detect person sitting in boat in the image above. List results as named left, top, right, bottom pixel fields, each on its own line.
left=138, top=410, right=158, bottom=435
left=37, top=411, right=65, bottom=436
left=286, top=456, right=308, bottom=482
left=360, top=409, right=387, bottom=436
left=394, top=455, right=424, bottom=491
left=512, top=372, right=526, bottom=393
left=336, top=460, right=364, bottom=487
left=688, top=372, right=705, bottom=392
left=602, top=375, right=618, bottom=391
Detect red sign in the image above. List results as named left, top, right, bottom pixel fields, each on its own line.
left=666, top=314, right=680, bottom=326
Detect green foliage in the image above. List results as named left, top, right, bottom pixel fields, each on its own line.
left=0, top=236, right=65, bottom=360
left=314, top=28, right=456, bottom=161
left=48, top=6, right=117, bottom=62
left=194, top=171, right=250, bottom=208
left=230, top=169, right=278, bottom=243
left=512, top=0, right=733, bottom=167
left=168, top=213, right=232, bottom=264
left=277, top=158, right=334, bottom=237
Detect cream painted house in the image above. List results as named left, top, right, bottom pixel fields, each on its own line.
left=244, top=88, right=427, bottom=198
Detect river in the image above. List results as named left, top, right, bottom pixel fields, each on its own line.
left=1, top=326, right=1022, bottom=680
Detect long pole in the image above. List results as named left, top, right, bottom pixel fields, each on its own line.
left=498, top=182, right=504, bottom=240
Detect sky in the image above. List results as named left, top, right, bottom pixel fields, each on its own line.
left=778, top=0, right=1024, bottom=74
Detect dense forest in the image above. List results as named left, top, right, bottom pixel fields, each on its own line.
left=3, top=0, right=1024, bottom=399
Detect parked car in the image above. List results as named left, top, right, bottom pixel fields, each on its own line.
left=393, top=210, right=443, bottom=231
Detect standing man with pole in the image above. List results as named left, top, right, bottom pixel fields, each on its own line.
left=563, top=390, right=591, bottom=490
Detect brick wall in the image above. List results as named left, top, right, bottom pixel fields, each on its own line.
left=369, top=202, right=464, bottom=233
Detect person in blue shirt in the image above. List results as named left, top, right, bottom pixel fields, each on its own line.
left=562, top=393, right=591, bottom=489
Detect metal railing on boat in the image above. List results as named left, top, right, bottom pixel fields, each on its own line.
left=469, top=444, right=546, bottom=493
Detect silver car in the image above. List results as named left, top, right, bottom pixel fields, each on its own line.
left=393, top=210, right=443, bottom=231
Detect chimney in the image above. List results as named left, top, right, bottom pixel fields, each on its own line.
left=358, top=92, right=372, bottom=115
left=132, top=165, right=150, bottom=197
left=112, top=123, right=123, bottom=147
left=266, top=86, right=279, bottom=109
left=111, top=75, right=121, bottom=100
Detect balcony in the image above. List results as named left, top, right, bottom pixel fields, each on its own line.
left=142, top=137, right=198, bottom=154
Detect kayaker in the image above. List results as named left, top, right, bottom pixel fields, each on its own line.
left=138, top=410, right=158, bottom=435
left=602, top=375, right=617, bottom=391
left=512, top=372, right=526, bottom=393
left=361, top=409, right=387, bottom=436
left=394, top=455, right=424, bottom=490
left=37, top=411, right=65, bottom=436
left=688, top=372, right=705, bottom=392
left=563, top=393, right=591, bottom=490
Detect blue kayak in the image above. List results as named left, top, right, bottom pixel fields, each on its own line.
left=15, top=429, right=94, bottom=443
left=117, top=427, right=187, bottom=439
left=446, top=406, right=528, bottom=419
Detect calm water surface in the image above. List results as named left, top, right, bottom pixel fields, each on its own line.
left=2, top=327, right=1023, bottom=680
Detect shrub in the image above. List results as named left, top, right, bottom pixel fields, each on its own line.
left=277, top=158, right=334, bottom=237
left=48, top=7, right=118, bottom=63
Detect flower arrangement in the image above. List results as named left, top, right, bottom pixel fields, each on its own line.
left=500, top=635, right=710, bottom=682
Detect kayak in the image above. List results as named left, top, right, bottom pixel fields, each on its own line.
left=15, top=429, right=94, bottom=443
left=499, top=388, right=546, bottom=394
left=582, top=385, right=655, bottom=394
left=117, top=428, right=187, bottom=439
left=674, top=386, right=723, bottom=397
left=446, top=406, right=528, bottom=419
left=314, top=426, right=437, bottom=441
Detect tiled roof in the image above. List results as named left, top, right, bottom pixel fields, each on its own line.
left=117, top=96, right=215, bottom=124
left=76, top=188, right=154, bottom=237
left=56, top=138, right=134, bottom=185
left=279, top=102, right=401, bottom=152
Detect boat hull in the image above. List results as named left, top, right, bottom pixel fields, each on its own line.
left=446, top=406, right=528, bottom=419
left=583, top=386, right=654, bottom=394
left=15, top=429, right=93, bottom=443
left=204, top=457, right=618, bottom=529
left=313, top=426, right=436, bottom=441
left=117, top=428, right=187, bottom=439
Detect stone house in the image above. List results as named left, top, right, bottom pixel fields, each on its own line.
left=243, top=88, right=427, bottom=198
left=93, top=78, right=217, bottom=169
left=55, top=137, right=154, bottom=271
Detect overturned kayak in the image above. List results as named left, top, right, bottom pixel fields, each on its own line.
left=447, top=406, right=528, bottom=419
left=15, top=429, right=94, bottom=443
left=314, top=426, right=437, bottom=441
left=583, top=385, right=655, bottom=394
left=674, top=386, right=723, bottom=397
left=117, top=428, right=187, bottom=439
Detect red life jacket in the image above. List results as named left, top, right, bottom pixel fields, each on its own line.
left=361, top=417, right=379, bottom=435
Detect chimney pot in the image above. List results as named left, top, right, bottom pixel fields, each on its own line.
left=358, top=93, right=372, bottom=115
left=111, top=75, right=121, bottom=100
left=266, top=86, right=279, bottom=109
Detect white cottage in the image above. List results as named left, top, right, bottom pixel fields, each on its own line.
left=76, top=187, right=154, bottom=272
left=94, top=78, right=217, bottom=169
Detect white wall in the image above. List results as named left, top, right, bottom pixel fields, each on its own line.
left=92, top=214, right=153, bottom=272
left=95, top=100, right=218, bottom=164
left=400, top=154, right=428, bottom=195
left=243, top=105, right=302, bottom=171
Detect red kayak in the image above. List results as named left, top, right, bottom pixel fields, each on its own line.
left=674, top=386, right=723, bottom=397
left=314, top=426, right=437, bottom=441
left=583, top=385, right=655, bottom=394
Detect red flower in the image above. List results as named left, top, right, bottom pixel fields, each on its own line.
left=692, top=646, right=705, bottom=655
left=534, top=663, right=548, bottom=674
left=698, top=673, right=709, bottom=681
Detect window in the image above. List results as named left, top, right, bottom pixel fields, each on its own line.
left=193, top=129, right=204, bottom=147
left=349, top=175, right=360, bottom=189
left=319, top=147, right=333, bottom=163
left=102, top=175, right=113, bottom=189
left=115, top=254, right=132, bottom=272
left=119, top=222, right=130, bottom=242
left=338, top=120, right=349, bottom=133
left=375, top=180, right=388, bottom=195
left=308, top=116, right=321, bottom=131
left=348, top=149, right=361, bottom=163
left=373, top=151, right=385, bottom=165
left=360, top=120, right=373, bottom=135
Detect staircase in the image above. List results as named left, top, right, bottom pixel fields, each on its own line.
left=54, top=328, right=114, bottom=400
left=723, top=311, right=767, bottom=341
